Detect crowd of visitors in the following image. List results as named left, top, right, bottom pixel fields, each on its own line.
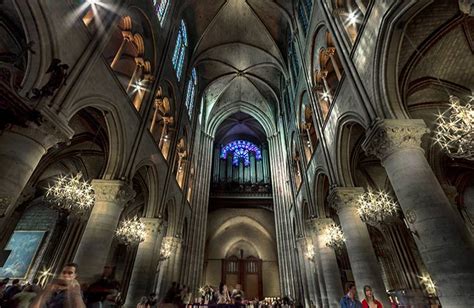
left=0, top=264, right=399, bottom=308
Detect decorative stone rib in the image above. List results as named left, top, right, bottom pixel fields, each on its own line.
left=362, top=119, right=428, bottom=161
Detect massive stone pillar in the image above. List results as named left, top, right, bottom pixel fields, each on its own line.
left=74, top=180, right=135, bottom=281
left=125, top=218, right=163, bottom=308
left=0, top=112, right=73, bottom=227
left=314, top=218, right=343, bottom=308
left=329, top=187, right=389, bottom=305
left=363, top=119, right=474, bottom=307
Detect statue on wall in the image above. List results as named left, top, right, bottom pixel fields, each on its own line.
left=29, top=58, right=69, bottom=99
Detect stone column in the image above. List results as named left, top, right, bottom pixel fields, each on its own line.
left=328, top=187, right=389, bottom=306
left=314, top=218, right=343, bottom=308
left=74, top=180, right=135, bottom=282
left=296, top=237, right=311, bottom=306
left=0, top=112, right=73, bottom=227
left=306, top=221, right=325, bottom=308
left=362, top=119, right=474, bottom=307
left=125, top=217, right=163, bottom=308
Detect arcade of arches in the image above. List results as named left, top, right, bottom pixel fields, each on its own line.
left=0, top=0, right=473, bottom=307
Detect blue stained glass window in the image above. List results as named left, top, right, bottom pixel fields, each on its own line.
left=154, top=0, right=170, bottom=27
left=185, top=68, right=197, bottom=118
left=297, top=1, right=309, bottom=36
left=172, top=20, right=187, bottom=81
left=303, top=0, right=312, bottom=18
left=220, top=140, right=262, bottom=167
left=288, top=36, right=300, bottom=82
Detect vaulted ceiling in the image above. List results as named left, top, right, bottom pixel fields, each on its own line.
left=182, top=0, right=293, bottom=133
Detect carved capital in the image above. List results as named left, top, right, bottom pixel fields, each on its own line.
left=140, top=217, right=163, bottom=240
left=311, top=217, right=336, bottom=234
left=328, top=187, right=364, bottom=213
left=362, top=119, right=428, bottom=161
left=441, top=184, right=458, bottom=206
left=91, top=180, right=135, bottom=206
left=8, top=107, right=74, bottom=150
left=0, top=196, right=12, bottom=216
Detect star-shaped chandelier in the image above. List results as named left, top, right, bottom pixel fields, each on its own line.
left=115, top=216, right=146, bottom=246
left=434, top=95, right=474, bottom=160
left=357, top=189, right=399, bottom=224
left=324, top=224, right=345, bottom=252
left=45, top=173, right=94, bottom=214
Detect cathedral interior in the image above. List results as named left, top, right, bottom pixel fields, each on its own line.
left=0, top=0, right=473, bottom=307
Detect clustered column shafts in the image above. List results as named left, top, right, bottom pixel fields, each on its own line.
left=268, top=133, right=301, bottom=299
left=328, top=187, right=390, bottom=307
left=363, top=119, right=474, bottom=307
left=73, top=180, right=135, bottom=282
left=181, top=132, right=214, bottom=293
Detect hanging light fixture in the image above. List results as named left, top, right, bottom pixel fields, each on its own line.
left=45, top=173, right=95, bottom=214
left=324, top=224, right=345, bottom=252
left=357, top=189, right=399, bottom=224
left=433, top=95, right=474, bottom=160
left=115, top=216, right=146, bottom=246
left=160, top=236, right=179, bottom=261
left=419, top=274, right=437, bottom=296
left=305, top=243, right=315, bottom=261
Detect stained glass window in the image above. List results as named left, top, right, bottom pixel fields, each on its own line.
left=172, top=20, right=187, bottom=81
left=288, top=34, right=300, bottom=83
left=303, top=0, right=312, bottom=18
left=154, top=0, right=170, bottom=27
left=297, top=1, right=309, bottom=36
left=221, top=140, right=262, bottom=167
left=185, top=68, right=197, bottom=118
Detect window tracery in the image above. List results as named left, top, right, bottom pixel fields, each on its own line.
left=172, top=20, right=187, bottom=81
left=220, top=140, right=262, bottom=167
left=185, top=68, right=197, bottom=119
left=154, top=0, right=170, bottom=26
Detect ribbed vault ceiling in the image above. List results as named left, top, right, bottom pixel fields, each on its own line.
left=184, top=0, right=292, bottom=132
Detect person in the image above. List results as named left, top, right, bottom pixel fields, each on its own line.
left=2, top=278, right=22, bottom=307
left=231, top=284, right=244, bottom=305
left=217, top=282, right=231, bottom=304
left=85, top=265, right=121, bottom=308
left=147, top=292, right=157, bottom=308
left=163, top=281, right=178, bottom=303
left=361, top=285, right=383, bottom=308
left=10, top=284, right=37, bottom=308
left=30, top=262, right=86, bottom=308
left=340, top=283, right=362, bottom=308
left=136, top=296, right=150, bottom=308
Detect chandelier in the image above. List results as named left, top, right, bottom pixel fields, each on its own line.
left=305, top=243, right=315, bottom=261
left=419, top=274, right=436, bottom=296
left=434, top=95, right=474, bottom=160
left=160, top=236, right=179, bottom=261
left=115, top=216, right=146, bottom=246
left=357, top=189, right=399, bottom=223
left=324, top=224, right=345, bottom=252
left=45, top=173, right=94, bottom=214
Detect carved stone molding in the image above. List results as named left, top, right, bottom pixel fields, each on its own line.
left=7, top=106, right=74, bottom=150
left=0, top=196, right=12, bottom=216
left=441, top=184, right=458, bottom=206
left=91, top=180, right=135, bottom=205
left=310, top=217, right=336, bottom=234
left=328, top=187, right=364, bottom=213
left=362, top=119, right=428, bottom=162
